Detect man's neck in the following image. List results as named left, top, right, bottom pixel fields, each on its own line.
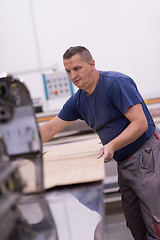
left=85, top=69, right=99, bottom=95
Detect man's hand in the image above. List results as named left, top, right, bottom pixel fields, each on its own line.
left=97, top=143, right=114, bottom=162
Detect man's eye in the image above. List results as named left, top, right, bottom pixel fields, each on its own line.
left=75, top=67, right=80, bottom=71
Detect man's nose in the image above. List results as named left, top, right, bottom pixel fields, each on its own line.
left=70, top=71, right=77, bottom=79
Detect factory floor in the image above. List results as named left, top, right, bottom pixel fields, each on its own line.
left=103, top=201, right=133, bottom=240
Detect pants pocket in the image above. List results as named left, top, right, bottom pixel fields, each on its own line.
left=140, top=148, right=155, bottom=171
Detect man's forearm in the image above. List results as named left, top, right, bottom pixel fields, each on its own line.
left=97, top=103, right=149, bottom=162
left=109, top=119, right=148, bottom=153
left=39, top=124, right=54, bottom=143
left=39, top=116, right=75, bottom=143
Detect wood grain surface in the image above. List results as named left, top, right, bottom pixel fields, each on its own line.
left=19, top=136, right=105, bottom=192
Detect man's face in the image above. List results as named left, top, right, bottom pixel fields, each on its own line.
left=63, top=54, right=94, bottom=91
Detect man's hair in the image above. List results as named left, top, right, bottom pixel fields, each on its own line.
left=63, top=46, right=93, bottom=63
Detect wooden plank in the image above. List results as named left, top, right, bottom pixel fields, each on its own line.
left=18, top=137, right=105, bottom=192
left=43, top=138, right=105, bottom=189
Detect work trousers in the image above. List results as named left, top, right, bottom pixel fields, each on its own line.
left=117, top=132, right=160, bottom=240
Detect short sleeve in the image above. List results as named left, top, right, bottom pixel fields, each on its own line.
left=58, top=94, right=83, bottom=121
left=109, top=77, right=142, bottom=115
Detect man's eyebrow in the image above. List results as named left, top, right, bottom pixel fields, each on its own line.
left=65, top=65, right=80, bottom=71
left=73, top=65, right=82, bottom=69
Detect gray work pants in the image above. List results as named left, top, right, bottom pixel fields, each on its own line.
left=117, top=132, right=160, bottom=240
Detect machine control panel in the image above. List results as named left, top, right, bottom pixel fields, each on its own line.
left=42, top=72, right=74, bottom=100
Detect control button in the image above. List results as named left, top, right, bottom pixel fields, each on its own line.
left=54, top=89, right=58, bottom=95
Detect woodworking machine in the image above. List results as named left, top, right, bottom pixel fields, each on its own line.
left=0, top=74, right=104, bottom=240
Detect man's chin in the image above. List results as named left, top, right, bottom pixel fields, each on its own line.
left=74, top=82, right=83, bottom=89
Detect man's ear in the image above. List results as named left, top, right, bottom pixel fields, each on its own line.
left=89, top=59, right=95, bottom=70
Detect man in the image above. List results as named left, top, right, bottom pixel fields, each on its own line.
left=40, top=46, right=160, bottom=239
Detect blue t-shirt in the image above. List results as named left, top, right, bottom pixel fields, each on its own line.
left=58, top=71, right=155, bottom=161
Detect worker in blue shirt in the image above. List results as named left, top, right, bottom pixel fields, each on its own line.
left=40, top=46, right=160, bottom=239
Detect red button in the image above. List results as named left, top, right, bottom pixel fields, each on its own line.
left=54, top=89, right=58, bottom=95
